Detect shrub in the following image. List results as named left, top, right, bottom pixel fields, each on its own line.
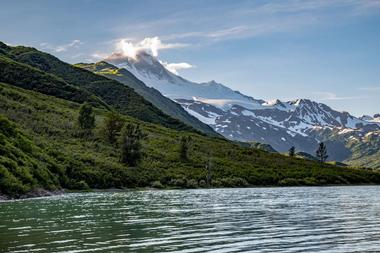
left=278, top=178, right=301, bottom=186
left=186, top=179, right=198, bottom=188
left=119, top=124, right=144, bottom=166
left=179, top=135, right=192, bottom=161
left=78, top=103, right=95, bottom=133
left=198, top=179, right=207, bottom=188
left=151, top=180, right=164, bottom=189
left=101, top=111, right=124, bottom=145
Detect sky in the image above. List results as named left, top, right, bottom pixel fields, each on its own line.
left=1, top=0, right=380, bottom=116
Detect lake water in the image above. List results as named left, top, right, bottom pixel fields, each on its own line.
left=1, top=186, right=380, bottom=252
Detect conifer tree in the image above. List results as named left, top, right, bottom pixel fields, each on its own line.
left=316, top=142, right=328, bottom=163
left=119, top=124, right=144, bottom=166
left=288, top=146, right=295, bottom=157
left=102, top=111, right=124, bottom=145
left=78, top=103, right=95, bottom=135
left=179, top=135, right=192, bottom=161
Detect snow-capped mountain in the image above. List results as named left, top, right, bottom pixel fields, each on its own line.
left=106, top=51, right=380, bottom=167
left=107, top=52, right=262, bottom=106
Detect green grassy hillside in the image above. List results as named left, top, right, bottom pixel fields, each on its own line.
left=1, top=81, right=380, bottom=198
left=0, top=114, right=64, bottom=196
left=0, top=42, right=200, bottom=133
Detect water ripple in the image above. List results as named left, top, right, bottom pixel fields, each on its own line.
left=1, top=186, right=380, bottom=252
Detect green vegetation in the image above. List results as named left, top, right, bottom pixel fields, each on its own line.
left=1, top=81, right=380, bottom=198
left=179, top=135, right=192, bottom=161
left=0, top=42, right=201, bottom=133
left=119, top=124, right=144, bottom=166
left=101, top=112, right=125, bottom=145
left=288, top=146, right=295, bottom=157
left=316, top=142, right=329, bottom=163
left=250, top=142, right=277, bottom=153
left=0, top=115, right=63, bottom=196
left=77, top=103, right=95, bottom=136
left=1, top=41, right=380, bottom=198
left=295, top=151, right=318, bottom=161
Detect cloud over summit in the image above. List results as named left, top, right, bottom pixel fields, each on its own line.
left=115, top=37, right=188, bottom=59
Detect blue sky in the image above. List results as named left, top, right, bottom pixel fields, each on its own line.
left=1, top=0, right=380, bottom=116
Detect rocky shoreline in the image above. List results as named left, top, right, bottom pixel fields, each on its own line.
left=0, top=188, right=65, bottom=201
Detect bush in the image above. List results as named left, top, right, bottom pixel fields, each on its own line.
left=186, top=179, right=198, bottom=188
left=78, top=103, right=95, bottom=133
left=198, top=179, right=207, bottom=188
left=151, top=180, right=164, bottom=189
left=211, top=179, right=222, bottom=187
left=101, top=112, right=124, bottom=145
left=71, top=180, right=90, bottom=190
left=220, top=177, right=249, bottom=187
left=278, top=178, right=301, bottom=186
left=119, top=124, right=144, bottom=166
left=304, top=177, right=318, bottom=186
left=169, top=178, right=186, bottom=188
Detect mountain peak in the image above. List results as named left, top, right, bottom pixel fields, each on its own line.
left=207, top=80, right=218, bottom=85
left=293, top=98, right=313, bottom=105
left=360, top=115, right=374, bottom=121
left=264, top=99, right=283, bottom=106
left=107, top=51, right=158, bottom=66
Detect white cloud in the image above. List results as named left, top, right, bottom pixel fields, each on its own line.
left=314, top=91, right=365, bottom=100
left=115, top=37, right=188, bottom=59
left=358, top=86, right=380, bottom=91
left=40, top=40, right=83, bottom=53
left=144, top=0, right=380, bottom=46
left=159, top=61, right=194, bottom=75
left=91, top=52, right=109, bottom=60
left=100, top=37, right=194, bottom=75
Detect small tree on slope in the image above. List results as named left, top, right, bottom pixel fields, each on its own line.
left=316, top=142, right=328, bottom=163
left=102, top=111, right=124, bottom=145
left=179, top=135, right=192, bottom=161
left=288, top=146, right=295, bottom=157
left=78, top=103, right=95, bottom=135
left=119, top=123, right=144, bottom=166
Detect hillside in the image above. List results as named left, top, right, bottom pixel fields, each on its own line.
left=1, top=80, right=380, bottom=198
left=0, top=42, right=200, bottom=133
left=0, top=114, right=64, bottom=197
left=75, top=61, right=218, bottom=137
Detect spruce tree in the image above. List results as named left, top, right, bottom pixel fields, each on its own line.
left=316, top=142, right=328, bottom=163
left=206, top=154, right=213, bottom=187
left=179, top=135, right=192, bottom=161
left=102, top=112, right=124, bottom=145
left=78, top=103, right=95, bottom=135
left=119, top=124, right=144, bottom=166
left=288, top=146, right=295, bottom=157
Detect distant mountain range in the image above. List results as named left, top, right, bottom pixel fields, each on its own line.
left=99, top=51, right=380, bottom=168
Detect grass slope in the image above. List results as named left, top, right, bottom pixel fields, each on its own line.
left=1, top=81, right=380, bottom=197
left=0, top=42, right=200, bottom=133
left=0, top=114, right=64, bottom=196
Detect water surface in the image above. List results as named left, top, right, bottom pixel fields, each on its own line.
left=1, top=186, right=380, bottom=252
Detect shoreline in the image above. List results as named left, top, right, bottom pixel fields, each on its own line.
left=0, top=188, right=65, bottom=201
left=1, top=184, right=379, bottom=202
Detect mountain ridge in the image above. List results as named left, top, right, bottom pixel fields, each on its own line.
left=0, top=42, right=209, bottom=134
left=104, top=51, right=380, bottom=168
left=75, top=61, right=219, bottom=137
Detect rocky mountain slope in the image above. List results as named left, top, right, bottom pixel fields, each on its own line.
left=105, top=51, right=380, bottom=168
left=75, top=61, right=218, bottom=137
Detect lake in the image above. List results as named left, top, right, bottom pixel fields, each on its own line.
left=1, top=186, right=380, bottom=252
